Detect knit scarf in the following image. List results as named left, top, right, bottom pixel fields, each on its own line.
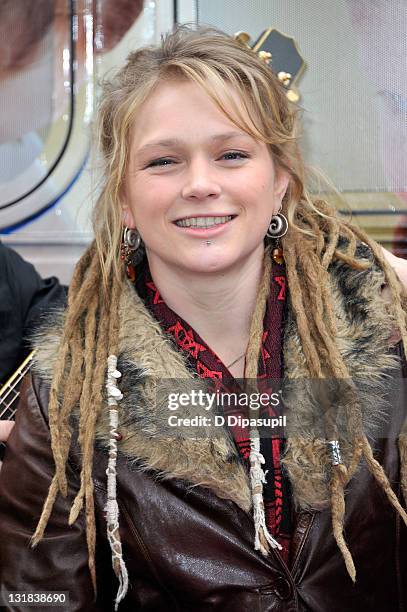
left=135, top=257, right=292, bottom=563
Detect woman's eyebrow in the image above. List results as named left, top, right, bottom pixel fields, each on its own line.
left=136, top=131, right=252, bottom=155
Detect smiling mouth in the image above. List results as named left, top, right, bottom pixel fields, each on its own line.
left=174, top=215, right=236, bottom=228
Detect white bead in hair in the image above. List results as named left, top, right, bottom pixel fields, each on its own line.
left=327, top=439, right=342, bottom=466
left=105, top=355, right=129, bottom=610
left=249, top=432, right=282, bottom=554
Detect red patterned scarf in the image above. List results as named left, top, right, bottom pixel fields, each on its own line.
left=135, top=257, right=292, bottom=564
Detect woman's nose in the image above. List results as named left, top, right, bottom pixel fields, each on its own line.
left=181, top=158, right=221, bottom=200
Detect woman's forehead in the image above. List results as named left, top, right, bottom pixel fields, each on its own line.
left=130, top=79, right=261, bottom=150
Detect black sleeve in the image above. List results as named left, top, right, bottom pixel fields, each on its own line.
left=0, top=242, right=66, bottom=384
left=23, top=275, right=67, bottom=330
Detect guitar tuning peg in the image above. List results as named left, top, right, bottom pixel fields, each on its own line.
left=234, top=31, right=251, bottom=48
left=286, top=86, right=300, bottom=103
left=278, top=71, right=292, bottom=87
left=258, top=50, right=272, bottom=65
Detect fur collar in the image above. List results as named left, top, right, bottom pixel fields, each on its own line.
left=32, top=244, right=400, bottom=512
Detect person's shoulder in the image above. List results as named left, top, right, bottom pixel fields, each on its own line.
left=16, top=310, right=65, bottom=426
left=0, top=242, right=44, bottom=320
left=327, top=239, right=383, bottom=298
left=326, top=238, right=403, bottom=347
left=0, top=241, right=39, bottom=278
left=381, top=247, right=407, bottom=290
left=30, top=308, right=65, bottom=386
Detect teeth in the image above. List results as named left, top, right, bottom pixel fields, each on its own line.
left=175, top=215, right=233, bottom=228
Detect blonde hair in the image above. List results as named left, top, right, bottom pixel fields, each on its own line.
left=33, top=25, right=407, bottom=590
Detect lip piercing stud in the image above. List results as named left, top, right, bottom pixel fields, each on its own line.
left=206, top=241, right=212, bottom=245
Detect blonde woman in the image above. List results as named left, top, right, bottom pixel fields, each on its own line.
left=0, top=27, right=406, bottom=612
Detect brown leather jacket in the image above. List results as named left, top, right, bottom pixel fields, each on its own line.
left=1, top=250, right=406, bottom=611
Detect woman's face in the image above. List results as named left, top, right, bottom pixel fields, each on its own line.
left=123, top=79, right=289, bottom=275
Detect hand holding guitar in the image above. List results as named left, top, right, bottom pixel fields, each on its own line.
left=0, top=421, right=14, bottom=468
left=0, top=350, right=34, bottom=468
left=0, top=421, right=14, bottom=441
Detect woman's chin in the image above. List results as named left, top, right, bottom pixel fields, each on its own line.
left=175, top=250, right=249, bottom=275
left=147, top=244, right=263, bottom=276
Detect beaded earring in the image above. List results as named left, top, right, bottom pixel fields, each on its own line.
left=266, top=211, right=288, bottom=264
left=120, top=227, right=142, bottom=282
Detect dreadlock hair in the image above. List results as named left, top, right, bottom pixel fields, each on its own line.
left=32, top=25, right=407, bottom=589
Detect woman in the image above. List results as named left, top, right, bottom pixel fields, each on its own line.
left=0, top=26, right=406, bottom=611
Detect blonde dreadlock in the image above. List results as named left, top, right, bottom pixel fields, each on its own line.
left=31, top=243, right=123, bottom=591
left=242, top=203, right=407, bottom=581
left=31, top=25, right=407, bottom=593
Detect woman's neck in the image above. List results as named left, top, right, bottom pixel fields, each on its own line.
left=147, top=248, right=264, bottom=365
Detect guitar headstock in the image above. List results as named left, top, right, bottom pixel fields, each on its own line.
left=234, top=28, right=306, bottom=103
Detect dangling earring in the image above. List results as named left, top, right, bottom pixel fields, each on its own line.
left=266, top=209, right=288, bottom=265
left=120, top=227, right=142, bottom=282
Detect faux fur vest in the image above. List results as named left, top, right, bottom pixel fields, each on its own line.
left=32, top=245, right=401, bottom=514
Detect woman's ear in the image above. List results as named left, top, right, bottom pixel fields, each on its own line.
left=121, top=206, right=136, bottom=229
left=274, top=169, right=290, bottom=207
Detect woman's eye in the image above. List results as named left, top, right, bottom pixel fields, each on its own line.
left=220, top=151, right=249, bottom=161
left=146, top=158, right=175, bottom=168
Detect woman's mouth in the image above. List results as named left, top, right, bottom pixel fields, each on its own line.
left=174, top=215, right=236, bottom=229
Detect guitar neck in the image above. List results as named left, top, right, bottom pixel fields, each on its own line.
left=0, top=350, right=35, bottom=420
